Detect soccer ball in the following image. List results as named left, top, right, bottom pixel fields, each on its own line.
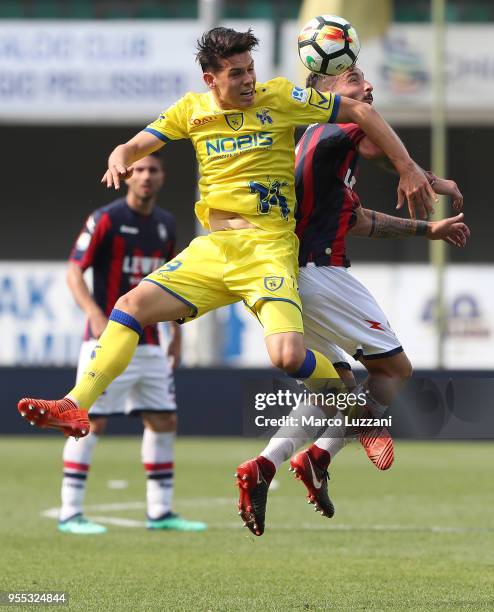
left=298, top=15, right=360, bottom=76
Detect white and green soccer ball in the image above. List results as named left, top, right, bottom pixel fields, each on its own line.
left=298, top=14, right=360, bottom=76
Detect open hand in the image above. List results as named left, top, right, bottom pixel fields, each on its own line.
left=101, top=164, right=134, bottom=189
left=427, top=213, right=470, bottom=248
left=397, top=163, right=438, bottom=219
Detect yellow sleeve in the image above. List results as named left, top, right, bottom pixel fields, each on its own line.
left=144, top=96, right=189, bottom=143
left=278, top=77, right=341, bottom=126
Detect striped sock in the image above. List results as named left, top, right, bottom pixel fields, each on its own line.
left=141, top=429, right=175, bottom=520
left=60, top=432, right=98, bottom=521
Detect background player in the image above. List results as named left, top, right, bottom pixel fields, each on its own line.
left=19, top=28, right=437, bottom=538
left=59, top=153, right=206, bottom=534
left=244, top=66, right=469, bottom=522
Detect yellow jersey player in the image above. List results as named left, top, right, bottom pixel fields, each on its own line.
left=18, top=27, right=436, bottom=536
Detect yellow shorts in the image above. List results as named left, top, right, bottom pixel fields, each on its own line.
left=143, top=228, right=303, bottom=336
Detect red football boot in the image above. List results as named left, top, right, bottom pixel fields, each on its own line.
left=359, top=427, right=394, bottom=470
left=289, top=450, right=335, bottom=518
left=235, top=459, right=269, bottom=536
left=17, top=398, right=89, bottom=439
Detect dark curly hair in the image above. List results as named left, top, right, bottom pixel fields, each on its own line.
left=196, top=27, right=259, bottom=73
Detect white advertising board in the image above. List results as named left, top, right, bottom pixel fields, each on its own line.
left=208, top=264, right=494, bottom=370
left=1, top=262, right=492, bottom=369
left=0, top=262, right=85, bottom=365
left=0, top=20, right=273, bottom=123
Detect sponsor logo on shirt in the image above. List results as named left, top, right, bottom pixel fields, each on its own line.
left=122, top=256, right=165, bottom=275
left=205, top=132, right=273, bottom=157
left=291, top=86, right=308, bottom=103
left=157, top=223, right=168, bottom=241
left=189, top=115, right=219, bottom=127
left=120, top=225, right=139, bottom=235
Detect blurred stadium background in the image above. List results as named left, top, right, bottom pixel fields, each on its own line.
left=1, top=0, right=494, bottom=378
left=0, top=2, right=493, bottom=609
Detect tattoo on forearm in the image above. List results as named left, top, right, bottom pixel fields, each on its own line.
left=369, top=211, right=377, bottom=237
left=415, top=220, right=428, bottom=236
left=368, top=213, right=428, bottom=238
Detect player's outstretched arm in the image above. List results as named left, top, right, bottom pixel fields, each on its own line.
left=335, top=97, right=437, bottom=219
left=356, top=141, right=465, bottom=213
left=350, top=208, right=470, bottom=248
left=423, top=171, right=464, bottom=211
left=102, top=131, right=165, bottom=190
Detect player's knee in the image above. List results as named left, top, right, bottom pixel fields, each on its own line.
left=367, top=352, right=413, bottom=381
left=114, top=293, right=138, bottom=317
left=398, top=354, right=413, bottom=380
left=387, top=353, right=413, bottom=380
left=143, top=412, right=177, bottom=433
left=265, top=332, right=305, bottom=372
left=269, top=347, right=305, bottom=373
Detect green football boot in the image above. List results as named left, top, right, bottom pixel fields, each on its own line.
left=58, top=514, right=107, bottom=535
left=146, top=512, right=207, bottom=531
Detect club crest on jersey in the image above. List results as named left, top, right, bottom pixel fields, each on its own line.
left=225, top=113, right=244, bottom=131
left=264, top=276, right=284, bottom=292
left=256, top=109, right=273, bottom=125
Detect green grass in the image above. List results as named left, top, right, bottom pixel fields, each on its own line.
left=1, top=437, right=493, bottom=611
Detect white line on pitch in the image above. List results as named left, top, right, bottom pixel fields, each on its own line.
left=40, top=503, right=494, bottom=534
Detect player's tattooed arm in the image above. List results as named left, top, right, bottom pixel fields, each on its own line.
left=351, top=208, right=470, bottom=247
left=351, top=209, right=427, bottom=238
left=371, top=211, right=428, bottom=238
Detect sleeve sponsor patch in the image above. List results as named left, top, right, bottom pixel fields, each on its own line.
left=308, top=89, right=331, bottom=110
left=291, top=86, right=309, bottom=103
left=75, top=231, right=92, bottom=251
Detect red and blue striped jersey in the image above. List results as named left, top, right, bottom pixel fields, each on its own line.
left=70, top=198, right=176, bottom=345
left=295, top=122, right=365, bottom=267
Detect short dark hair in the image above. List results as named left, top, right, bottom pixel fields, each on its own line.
left=149, top=150, right=164, bottom=167
left=306, top=72, right=322, bottom=89
left=196, top=27, right=259, bottom=72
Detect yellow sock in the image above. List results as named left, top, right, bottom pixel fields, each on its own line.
left=301, top=349, right=345, bottom=394
left=67, top=313, right=141, bottom=409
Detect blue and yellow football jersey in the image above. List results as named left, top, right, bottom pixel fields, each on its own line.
left=145, top=77, right=340, bottom=233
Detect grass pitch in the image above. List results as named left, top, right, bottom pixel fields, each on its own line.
left=1, top=437, right=493, bottom=611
